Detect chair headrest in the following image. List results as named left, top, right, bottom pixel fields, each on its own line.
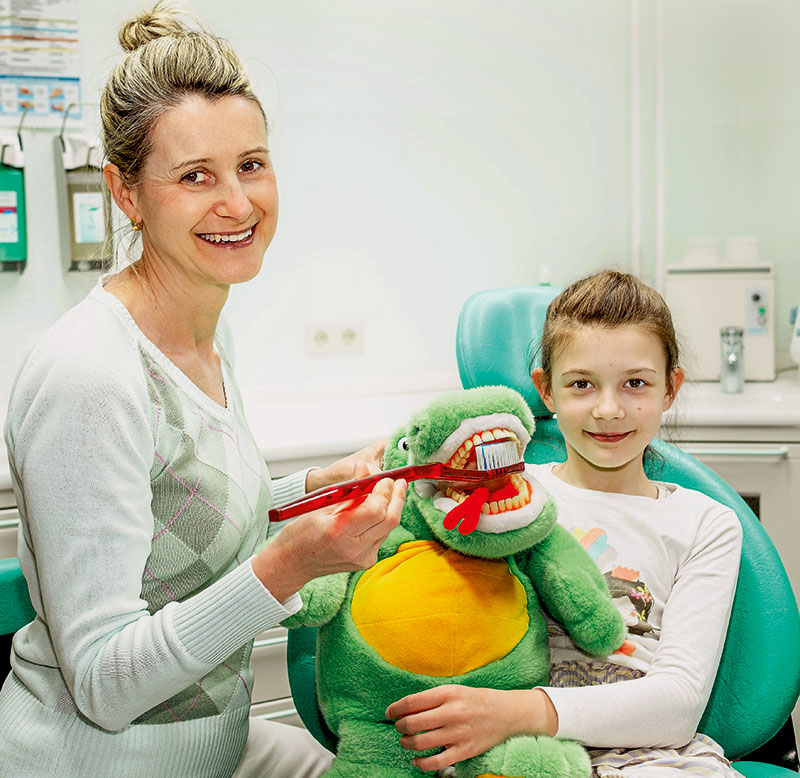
left=456, top=285, right=561, bottom=417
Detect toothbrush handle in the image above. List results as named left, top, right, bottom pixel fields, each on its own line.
left=267, top=464, right=433, bottom=523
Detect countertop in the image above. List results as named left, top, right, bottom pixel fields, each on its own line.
left=3, top=369, right=800, bottom=495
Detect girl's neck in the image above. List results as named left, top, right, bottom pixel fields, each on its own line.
left=552, top=458, right=659, bottom=499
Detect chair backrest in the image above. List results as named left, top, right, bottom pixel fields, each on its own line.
left=455, top=284, right=800, bottom=759
left=0, top=557, right=35, bottom=636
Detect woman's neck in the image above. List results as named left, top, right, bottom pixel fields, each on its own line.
left=105, top=261, right=227, bottom=360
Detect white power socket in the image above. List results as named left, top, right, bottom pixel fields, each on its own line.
left=304, top=319, right=365, bottom=357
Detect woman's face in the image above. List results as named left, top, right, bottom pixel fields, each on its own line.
left=129, top=94, right=278, bottom=290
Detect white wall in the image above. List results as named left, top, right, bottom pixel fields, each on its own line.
left=0, top=0, right=632, bottom=407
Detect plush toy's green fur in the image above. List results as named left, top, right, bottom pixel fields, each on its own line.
left=283, top=386, right=626, bottom=777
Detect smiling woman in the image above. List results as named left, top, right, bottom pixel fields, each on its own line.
left=0, top=3, right=407, bottom=777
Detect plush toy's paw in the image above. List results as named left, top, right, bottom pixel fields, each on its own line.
left=280, top=571, right=350, bottom=628
left=454, top=735, right=591, bottom=778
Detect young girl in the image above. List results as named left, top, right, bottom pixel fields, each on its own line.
left=386, top=270, right=743, bottom=776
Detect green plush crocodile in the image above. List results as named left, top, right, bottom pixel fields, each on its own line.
left=284, top=385, right=625, bottom=777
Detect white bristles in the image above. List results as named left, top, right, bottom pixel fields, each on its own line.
left=474, top=440, right=519, bottom=470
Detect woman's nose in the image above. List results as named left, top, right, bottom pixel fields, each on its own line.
left=216, top=177, right=253, bottom=221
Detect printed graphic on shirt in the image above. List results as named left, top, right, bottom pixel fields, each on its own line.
left=558, top=526, right=659, bottom=657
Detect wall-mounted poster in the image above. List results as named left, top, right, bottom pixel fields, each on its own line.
left=0, top=0, right=81, bottom=126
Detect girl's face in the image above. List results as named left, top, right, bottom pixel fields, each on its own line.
left=532, top=324, right=683, bottom=495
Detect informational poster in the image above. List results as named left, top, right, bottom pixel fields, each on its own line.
left=0, top=0, right=81, bottom=125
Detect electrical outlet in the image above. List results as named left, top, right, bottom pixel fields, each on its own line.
left=304, top=319, right=365, bottom=357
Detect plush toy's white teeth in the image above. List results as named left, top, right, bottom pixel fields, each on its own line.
left=447, top=429, right=522, bottom=471
left=444, top=473, right=532, bottom=515
left=198, top=226, right=253, bottom=244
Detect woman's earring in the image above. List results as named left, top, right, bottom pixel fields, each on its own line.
left=130, top=218, right=142, bottom=231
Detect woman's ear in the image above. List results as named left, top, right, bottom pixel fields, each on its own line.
left=104, top=163, right=141, bottom=224
left=663, top=367, right=685, bottom=411
left=531, top=367, right=557, bottom=413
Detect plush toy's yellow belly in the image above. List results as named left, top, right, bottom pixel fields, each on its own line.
left=351, top=539, right=529, bottom=677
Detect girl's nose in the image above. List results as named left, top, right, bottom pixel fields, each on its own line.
left=216, top=177, right=253, bottom=222
left=592, top=390, right=625, bottom=420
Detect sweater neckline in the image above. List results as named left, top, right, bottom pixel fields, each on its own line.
left=93, top=277, right=234, bottom=421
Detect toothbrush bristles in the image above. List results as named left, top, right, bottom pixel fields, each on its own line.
left=474, top=440, right=519, bottom=470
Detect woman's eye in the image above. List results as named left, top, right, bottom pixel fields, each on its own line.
left=182, top=170, right=209, bottom=184
left=240, top=159, right=264, bottom=174
left=397, top=437, right=410, bottom=452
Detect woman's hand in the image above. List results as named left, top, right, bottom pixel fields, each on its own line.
left=253, top=462, right=406, bottom=602
left=385, top=685, right=558, bottom=773
left=305, top=439, right=388, bottom=492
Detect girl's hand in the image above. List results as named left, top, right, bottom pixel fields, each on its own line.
left=305, top=439, right=388, bottom=492
left=385, top=685, right=558, bottom=773
left=253, top=463, right=406, bottom=601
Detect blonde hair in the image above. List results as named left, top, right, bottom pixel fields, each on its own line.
left=534, top=269, right=681, bottom=397
left=101, top=1, right=265, bottom=186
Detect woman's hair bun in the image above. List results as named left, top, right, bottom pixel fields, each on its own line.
left=118, top=1, right=199, bottom=52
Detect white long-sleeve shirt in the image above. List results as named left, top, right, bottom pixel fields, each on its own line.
left=530, top=462, right=742, bottom=749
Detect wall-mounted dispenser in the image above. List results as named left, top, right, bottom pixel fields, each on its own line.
left=56, top=109, right=111, bottom=272
left=0, top=115, right=28, bottom=273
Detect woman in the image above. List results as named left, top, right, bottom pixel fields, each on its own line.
left=0, top=4, right=406, bottom=777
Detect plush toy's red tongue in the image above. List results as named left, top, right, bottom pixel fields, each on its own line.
left=443, top=488, right=489, bottom=535
left=442, top=481, right=519, bottom=536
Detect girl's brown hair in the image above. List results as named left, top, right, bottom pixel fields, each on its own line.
left=534, top=269, right=681, bottom=395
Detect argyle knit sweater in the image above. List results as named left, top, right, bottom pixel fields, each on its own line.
left=0, top=279, right=305, bottom=777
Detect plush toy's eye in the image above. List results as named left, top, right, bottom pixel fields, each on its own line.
left=397, top=437, right=410, bottom=452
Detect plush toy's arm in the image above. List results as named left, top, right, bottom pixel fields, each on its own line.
left=524, top=524, right=626, bottom=656
left=281, top=571, right=350, bottom=628
left=377, top=524, right=416, bottom=560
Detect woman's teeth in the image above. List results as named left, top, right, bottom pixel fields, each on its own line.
left=198, top=226, right=253, bottom=244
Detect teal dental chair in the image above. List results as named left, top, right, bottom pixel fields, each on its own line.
left=287, top=284, right=800, bottom=776
left=0, top=556, right=36, bottom=685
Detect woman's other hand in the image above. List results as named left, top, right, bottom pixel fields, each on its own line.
left=253, top=462, right=406, bottom=601
left=305, top=438, right=388, bottom=492
left=385, top=685, right=558, bottom=773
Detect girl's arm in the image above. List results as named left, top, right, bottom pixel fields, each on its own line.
left=543, top=506, right=742, bottom=748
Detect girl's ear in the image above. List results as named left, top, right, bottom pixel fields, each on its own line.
left=663, top=367, right=685, bottom=411
left=532, top=367, right=557, bottom=413
left=104, top=163, right=141, bottom=224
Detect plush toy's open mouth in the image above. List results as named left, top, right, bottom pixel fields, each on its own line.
left=436, top=428, right=533, bottom=535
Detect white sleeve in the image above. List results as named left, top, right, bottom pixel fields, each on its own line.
left=542, top=507, right=742, bottom=748
left=7, top=341, right=295, bottom=732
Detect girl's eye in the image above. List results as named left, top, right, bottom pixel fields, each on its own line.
left=182, top=170, right=210, bottom=184
left=571, top=379, right=592, bottom=390
left=627, top=378, right=647, bottom=389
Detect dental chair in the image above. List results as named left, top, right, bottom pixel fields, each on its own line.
left=287, top=284, right=800, bottom=776
left=0, top=556, right=35, bottom=685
